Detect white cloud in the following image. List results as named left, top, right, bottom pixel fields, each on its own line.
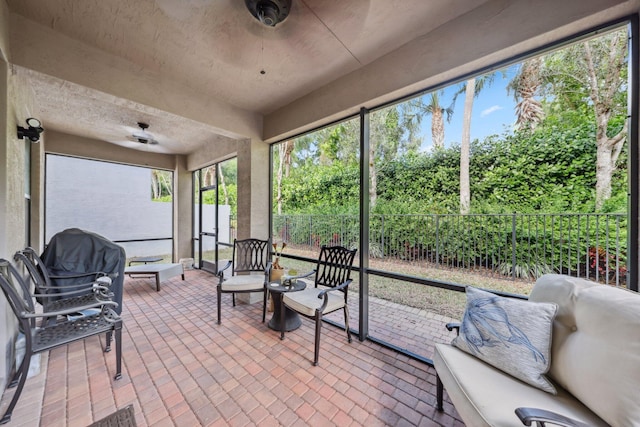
left=481, top=105, right=503, bottom=117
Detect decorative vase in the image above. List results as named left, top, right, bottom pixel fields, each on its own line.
left=270, top=267, right=285, bottom=283
left=268, top=268, right=285, bottom=312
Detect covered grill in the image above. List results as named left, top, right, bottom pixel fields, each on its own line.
left=41, top=228, right=126, bottom=314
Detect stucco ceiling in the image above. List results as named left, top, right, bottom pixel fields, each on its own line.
left=7, top=0, right=490, bottom=155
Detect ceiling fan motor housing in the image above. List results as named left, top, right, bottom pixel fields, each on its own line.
left=131, top=122, right=157, bottom=144
left=245, top=0, right=291, bottom=27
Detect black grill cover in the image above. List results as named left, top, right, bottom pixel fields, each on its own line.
left=41, top=228, right=126, bottom=314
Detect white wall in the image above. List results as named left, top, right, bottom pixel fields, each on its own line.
left=45, top=155, right=230, bottom=257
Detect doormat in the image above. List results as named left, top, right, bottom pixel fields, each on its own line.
left=87, top=404, right=137, bottom=427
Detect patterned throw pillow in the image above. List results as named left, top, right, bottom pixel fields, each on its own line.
left=452, top=287, right=558, bottom=394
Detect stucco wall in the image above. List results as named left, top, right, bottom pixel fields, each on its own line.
left=0, top=54, right=11, bottom=403
left=46, top=130, right=176, bottom=170
left=0, top=12, right=39, bottom=393
left=9, top=13, right=263, bottom=143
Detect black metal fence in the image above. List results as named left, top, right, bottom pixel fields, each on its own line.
left=272, top=213, right=627, bottom=285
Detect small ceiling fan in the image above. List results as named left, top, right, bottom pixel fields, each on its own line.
left=128, top=122, right=158, bottom=145
left=245, top=0, right=291, bottom=27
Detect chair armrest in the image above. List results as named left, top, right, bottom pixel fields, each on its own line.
left=283, top=269, right=315, bottom=284
left=264, top=262, right=273, bottom=282
left=33, top=287, right=108, bottom=299
left=49, top=271, right=108, bottom=280
left=19, top=300, right=119, bottom=319
left=36, top=277, right=110, bottom=290
left=36, top=280, right=111, bottom=293
left=446, top=322, right=461, bottom=335
left=217, top=261, right=233, bottom=281
left=515, top=408, right=592, bottom=427
left=316, top=279, right=352, bottom=312
left=34, top=283, right=113, bottom=299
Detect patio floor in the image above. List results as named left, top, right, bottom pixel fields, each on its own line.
left=2, top=269, right=463, bottom=426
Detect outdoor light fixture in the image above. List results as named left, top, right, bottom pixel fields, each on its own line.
left=17, top=118, right=44, bottom=142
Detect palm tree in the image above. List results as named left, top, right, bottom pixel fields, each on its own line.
left=459, top=78, right=475, bottom=215
left=423, top=91, right=454, bottom=149
left=455, top=74, right=495, bottom=214
left=508, top=57, right=544, bottom=130
left=275, top=141, right=291, bottom=214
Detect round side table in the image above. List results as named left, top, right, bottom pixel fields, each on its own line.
left=267, top=280, right=306, bottom=331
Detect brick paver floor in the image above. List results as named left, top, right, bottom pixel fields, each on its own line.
left=1, top=270, right=463, bottom=426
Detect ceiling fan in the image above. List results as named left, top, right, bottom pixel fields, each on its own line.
left=128, top=122, right=158, bottom=145
left=245, top=0, right=291, bottom=27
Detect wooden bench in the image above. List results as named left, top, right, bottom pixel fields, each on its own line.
left=124, top=263, right=184, bottom=291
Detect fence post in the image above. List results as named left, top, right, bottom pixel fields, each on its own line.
left=381, top=215, right=385, bottom=260
left=512, top=212, right=517, bottom=280
left=435, top=215, right=440, bottom=267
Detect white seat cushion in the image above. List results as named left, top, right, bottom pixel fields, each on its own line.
left=282, top=287, right=345, bottom=317
left=434, top=344, right=608, bottom=427
left=220, top=274, right=265, bottom=291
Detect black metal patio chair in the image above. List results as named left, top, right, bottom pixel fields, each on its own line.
left=0, top=259, right=122, bottom=425
left=216, top=238, right=271, bottom=324
left=279, top=245, right=357, bottom=365
left=14, top=248, right=114, bottom=325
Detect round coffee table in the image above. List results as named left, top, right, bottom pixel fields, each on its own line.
left=267, top=280, right=306, bottom=331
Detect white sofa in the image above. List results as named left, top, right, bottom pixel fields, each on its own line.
left=434, top=274, right=640, bottom=427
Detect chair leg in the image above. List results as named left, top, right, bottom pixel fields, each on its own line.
left=1, top=353, right=31, bottom=424
left=280, top=293, right=286, bottom=340
left=313, top=311, right=322, bottom=366
left=114, top=323, right=123, bottom=380
left=232, top=293, right=236, bottom=307
left=344, top=305, right=352, bottom=343
left=262, top=289, right=267, bottom=323
left=105, top=331, right=112, bottom=352
left=217, top=287, right=222, bottom=325
left=7, top=360, right=25, bottom=388
left=436, top=374, right=444, bottom=411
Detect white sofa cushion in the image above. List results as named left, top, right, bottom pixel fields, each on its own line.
left=452, top=287, right=558, bottom=393
left=434, top=344, right=608, bottom=427
left=530, top=274, right=640, bottom=426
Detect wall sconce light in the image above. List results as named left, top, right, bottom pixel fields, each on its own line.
left=17, top=117, right=44, bottom=142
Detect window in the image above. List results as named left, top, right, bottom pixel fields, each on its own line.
left=271, top=21, right=637, bottom=361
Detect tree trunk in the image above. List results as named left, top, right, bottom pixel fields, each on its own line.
left=151, top=170, right=160, bottom=199
left=432, top=107, right=445, bottom=149
left=203, top=166, right=215, bottom=187
left=160, top=171, right=172, bottom=197
left=284, top=140, right=294, bottom=177
left=276, top=143, right=286, bottom=214
left=369, top=143, right=377, bottom=208
left=460, top=78, right=475, bottom=215
left=218, top=167, right=229, bottom=205
left=583, top=34, right=627, bottom=210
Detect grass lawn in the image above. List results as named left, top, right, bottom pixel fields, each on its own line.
left=266, top=245, right=535, bottom=319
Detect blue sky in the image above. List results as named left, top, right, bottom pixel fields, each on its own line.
left=418, top=64, right=519, bottom=151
